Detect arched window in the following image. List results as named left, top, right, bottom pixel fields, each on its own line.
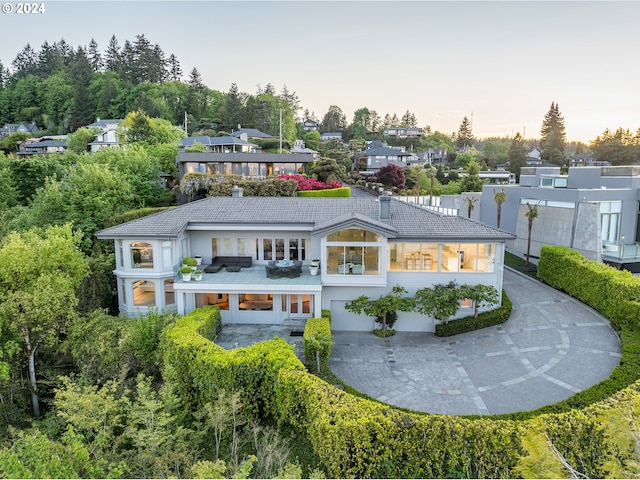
left=326, top=227, right=381, bottom=275
left=131, top=242, right=153, bottom=268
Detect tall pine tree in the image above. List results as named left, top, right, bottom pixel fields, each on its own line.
left=104, top=35, right=121, bottom=72
left=455, top=116, right=474, bottom=151
left=540, top=102, right=566, bottom=166
left=88, top=38, right=103, bottom=72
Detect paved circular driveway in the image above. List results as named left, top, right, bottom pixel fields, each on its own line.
left=329, top=269, right=621, bottom=416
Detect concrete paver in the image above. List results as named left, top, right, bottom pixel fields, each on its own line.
left=215, top=268, right=621, bottom=416
left=328, top=268, right=621, bottom=415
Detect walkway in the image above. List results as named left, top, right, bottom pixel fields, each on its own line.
left=329, top=269, right=621, bottom=415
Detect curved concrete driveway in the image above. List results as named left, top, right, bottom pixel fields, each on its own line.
left=329, top=268, right=622, bottom=416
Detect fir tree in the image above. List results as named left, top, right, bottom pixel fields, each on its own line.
left=104, top=35, right=121, bottom=72
left=69, top=47, right=94, bottom=129
left=508, top=132, right=527, bottom=181
left=221, top=82, right=244, bottom=131
left=540, top=102, right=566, bottom=166
left=455, top=116, right=474, bottom=152
left=87, top=38, right=103, bottom=72
left=167, top=54, right=182, bottom=82
left=11, top=43, right=38, bottom=78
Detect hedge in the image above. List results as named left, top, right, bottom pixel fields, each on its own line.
left=297, top=187, right=351, bottom=197
left=435, top=289, right=512, bottom=337
left=103, top=207, right=175, bottom=228
left=163, top=307, right=523, bottom=478
left=303, top=317, right=333, bottom=371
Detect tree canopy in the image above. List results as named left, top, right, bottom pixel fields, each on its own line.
left=540, top=102, right=566, bottom=165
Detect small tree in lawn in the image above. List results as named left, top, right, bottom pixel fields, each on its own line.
left=345, top=285, right=414, bottom=333
left=493, top=186, right=507, bottom=229
left=458, top=284, right=500, bottom=318
left=524, top=202, right=539, bottom=268
left=414, top=281, right=461, bottom=325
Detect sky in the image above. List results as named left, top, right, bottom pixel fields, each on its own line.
left=1, top=0, right=639, bottom=143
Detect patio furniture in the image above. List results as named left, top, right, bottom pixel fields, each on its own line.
left=204, top=256, right=252, bottom=273
left=265, top=260, right=303, bottom=278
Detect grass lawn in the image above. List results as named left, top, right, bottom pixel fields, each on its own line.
left=504, top=251, right=539, bottom=280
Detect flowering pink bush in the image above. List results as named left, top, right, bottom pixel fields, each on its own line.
left=278, top=174, right=341, bottom=191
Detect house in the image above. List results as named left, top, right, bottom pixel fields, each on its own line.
left=231, top=128, right=274, bottom=140
left=89, top=128, right=121, bottom=152
left=479, top=165, right=640, bottom=272
left=180, top=135, right=259, bottom=153
left=176, top=151, right=315, bottom=179
left=290, top=139, right=319, bottom=157
left=383, top=127, right=424, bottom=138
left=16, top=137, right=66, bottom=156
left=320, top=132, right=342, bottom=141
left=0, top=122, right=40, bottom=138
left=479, top=170, right=516, bottom=185
left=526, top=147, right=542, bottom=166
left=303, top=119, right=319, bottom=131
left=96, top=194, right=513, bottom=332
left=87, top=118, right=122, bottom=131
left=364, top=146, right=413, bottom=172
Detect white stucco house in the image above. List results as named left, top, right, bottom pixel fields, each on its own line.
left=96, top=194, right=514, bottom=332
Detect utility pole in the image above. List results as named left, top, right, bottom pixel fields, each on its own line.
left=279, top=108, right=283, bottom=154
left=184, top=111, right=188, bottom=134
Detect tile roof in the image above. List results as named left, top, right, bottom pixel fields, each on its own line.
left=96, top=197, right=514, bottom=241
left=365, top=146, right=412, bottom=157
left=231, top=128, right=274, bottom=139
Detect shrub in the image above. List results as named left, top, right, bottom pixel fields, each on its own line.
left=297, top=187, right=351, bottom=198
left=436, top=290, right=512, bottom=336
left=303, top=317, right=333, bottom=372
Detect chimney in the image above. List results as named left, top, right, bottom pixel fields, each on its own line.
left=231, top=185, right=243, bottom=198
left=379, top=195, right=391, bottom=220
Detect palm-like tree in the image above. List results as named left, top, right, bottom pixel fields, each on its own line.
left=524, top=202, right=539, bottom=268
left=493, top=187, right=507, bottom=229
left=463, top=196, right=478, bottom=219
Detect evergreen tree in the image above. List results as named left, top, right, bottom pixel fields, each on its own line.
left=455, top=116, right=474, bottom=152
left=540, top=102, right=566, bottom=166
left=280, top=84, right=300, bottom=122
left=118, top=40, right=135, bottom=84
left=186, top=67, right=208, bottom=120
left=104, top=35, right=121, bottom=72
left=400, top=110, right=418, bottom=127
left=69, top=47, right=95, bottom=129
left=221, top=82, right=243, bottom=131
left=36, top=41, right=64, bottom=77
left=167, top=54, right=182, bottom=82
left=508, top=132, right=527, bottom=181
left=11, top=43, right=38, bottom=79
left=87, top=38, right=103, bottom=72
left=321, top=105, right=347, bottom=132
left=459, top=160, right=483, bottom=192
left=263, top=82, right=276, bottom=95
left=54, top=38, right=74, bottom=66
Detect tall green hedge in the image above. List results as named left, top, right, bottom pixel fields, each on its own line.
left=163, top=307, right=523, bottom=478
left=297, top=187, right=351, bottom=197
left=303, top=317, right=333, bottom=370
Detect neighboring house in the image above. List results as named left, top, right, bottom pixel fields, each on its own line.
left=176, top=151, right=315, bottom=179
left=364, top=146, right=413, bottom=172
left=383, top=127, right=424, bottom=138
left=526, top=147, right=542, bottom=166
left=320, top=132, right=342, bottom=141
left=231, top=128, right=274, bottom=140
left=89, top=128, right=121, bottom=152
left=568, top=153, right=604, bottom=167
left=0, top=122, right=40, bottom=138
left=96, top=194, right=513, bottom=332
left=303, top=119, right=319, bottom=131
left=87, top=118, right=122, bottom=131
left=16, top=137, right=66, bottom=156
left=180, top=135, right=259, bottom=154
left=290, top=139, right=319, bottom=158
left=479, top=170, right=516, bottom=185
left=479, top=165, right=640, bottom=272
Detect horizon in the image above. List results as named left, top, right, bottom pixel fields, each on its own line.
left=1, top=1, right=639, bottom=143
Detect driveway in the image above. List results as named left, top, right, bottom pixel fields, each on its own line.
left=328, top=268, right=621, bottom=415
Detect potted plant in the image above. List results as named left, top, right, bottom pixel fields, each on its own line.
left=310, top=258, right=320, bottom=267
left=194, top=269, right=203, bottom=281
left=180, top=265, right=193, bottom=281
left=309, top=264, right=319, bottom=276
left=185, top=257, right=198, bottom=271
left=194, top=255, right=202, bottom=266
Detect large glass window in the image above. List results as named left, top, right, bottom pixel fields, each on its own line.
left=238, top=293, right=273, bottom=311
left=326, top=227, right=382, bottom=276
left=132, top=280, right=155, bottom=306
left=199, top=293, right=229, bottom=310
left=601, top=201, right=622, bottom=244
left=388, top=242, right=495, bottom=273
left=162, top=241, right=172, bottom=269
left=131, top=242, right=153, bottom=269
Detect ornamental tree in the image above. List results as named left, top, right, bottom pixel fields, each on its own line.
left=376, top=164, right=406, bottom=189
left=458, top=284, right=499, bottom=318
left=345, top=285, right=414, bottom=331
left=414, top=281, right=461, bottom=324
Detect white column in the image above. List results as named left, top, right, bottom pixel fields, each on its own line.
left=313, top=293, right=322, bottom=318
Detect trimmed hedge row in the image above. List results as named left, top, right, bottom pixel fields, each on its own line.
left=163, top=308, right=523, bottom=478
left=303, top=316, right=333, bottom=371
left=297, top=187, right=351, bottom=197
left=103, top=207, right=175, bottom=228
left=435, top=289, right=512, bottom=337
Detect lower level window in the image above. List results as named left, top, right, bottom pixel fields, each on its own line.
left=132, top=280, right=155, bottom=306
left=239, top=293, right=273, bottom=311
